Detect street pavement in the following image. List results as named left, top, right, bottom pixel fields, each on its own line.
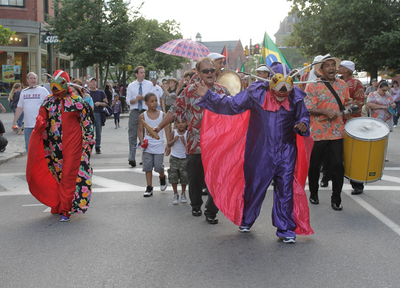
left=1, top=112, right=400, bottom=287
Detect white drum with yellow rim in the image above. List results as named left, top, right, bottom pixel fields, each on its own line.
left=343, top=117, right=390, bottom=183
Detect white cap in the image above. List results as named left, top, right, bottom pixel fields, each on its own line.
left=340, top=60, right=355, bottom=72
left=207, top=53, right=225, bottom=60
left=256, top=65, right=270, bottom=72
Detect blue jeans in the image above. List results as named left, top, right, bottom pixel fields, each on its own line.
left=94, top=112, right=102, bottom=148
left=24, top=127, right=34, bottom=153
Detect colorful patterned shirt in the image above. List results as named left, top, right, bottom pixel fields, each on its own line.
left=367, top=91, right=394, bottom=122
left=343, top=76, right=365, bottom=121
left=304, top=79, right=351, bottom=141
left=169, top=83, right=230, bottom=154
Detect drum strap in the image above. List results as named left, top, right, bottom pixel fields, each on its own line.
left=320, top=77, right=345, bottom=112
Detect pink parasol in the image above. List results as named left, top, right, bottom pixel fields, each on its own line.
left=155, top=39, right=211, bottom=61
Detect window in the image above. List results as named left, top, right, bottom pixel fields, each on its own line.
left=0, top=0, right=25, bottom=7
left=44, top=0, right=49, bottom=22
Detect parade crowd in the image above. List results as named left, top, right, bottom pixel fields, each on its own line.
left=0, top=52, right=398, bottom=244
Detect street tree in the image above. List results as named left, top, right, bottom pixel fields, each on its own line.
left=0, top=25, right=15, bottom=46
left=47, top=0, right=137, bottom=87
left=288, top=0, right=400, bottom=79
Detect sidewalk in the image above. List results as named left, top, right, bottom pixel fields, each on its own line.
left=0, top=112, right=26, bottom=164
left=0, top=112, right=130, bottom=164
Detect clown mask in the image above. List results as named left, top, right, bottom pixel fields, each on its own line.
left=51, top=70, right=72, bottom=98
left=269, top=73, right=293, bottom=102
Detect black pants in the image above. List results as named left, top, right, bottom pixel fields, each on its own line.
left=308, top=139, right=344, bottom=205
left=350, top=180, right=364, bottom=190
left=186, top=154, right=218, bottom=217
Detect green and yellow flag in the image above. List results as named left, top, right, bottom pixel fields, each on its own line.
left=261, top=32, right=292, bottom=69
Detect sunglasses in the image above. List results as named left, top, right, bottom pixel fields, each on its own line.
left=200, top=68, right=216, bottom=74
left=381, top=89, right=388, bottom=92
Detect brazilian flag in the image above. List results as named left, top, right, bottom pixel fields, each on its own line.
left=261, top=32, right=292, bottom=69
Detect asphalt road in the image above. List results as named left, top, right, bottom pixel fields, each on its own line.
left=1, top=115, right=400, bottom=288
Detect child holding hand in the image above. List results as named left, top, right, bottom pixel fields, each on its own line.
left=167, top=117, right=188, bottom=204
left=138, top=93, right=170, bottom=197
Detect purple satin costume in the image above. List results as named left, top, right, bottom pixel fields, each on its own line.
left=197, top=63, right=310, bottom=237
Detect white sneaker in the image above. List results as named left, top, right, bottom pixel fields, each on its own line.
left=160, top=177, right=168, bottom=191
left=143, top=186, right=153, bottom=197
left=239, top=226, right=251, bottom=233
left=172, top=194, right=179, bottom=205
left=181, top=193, right=187, bottom=203
left=394, top=125, right=397, bottom=128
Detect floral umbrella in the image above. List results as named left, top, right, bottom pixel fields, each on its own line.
left=155, top=39, right=211, bottom=61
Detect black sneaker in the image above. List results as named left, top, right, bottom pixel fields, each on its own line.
left=160, top=176, right=168, bottom=191
left=143, top=186, right=153, bottom=197
left=95, top=147, right=101, bottom=154
left=129, top=160, right=136, bottom=167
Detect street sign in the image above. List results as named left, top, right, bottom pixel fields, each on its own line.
left=42, top=35, right=59, bottom=44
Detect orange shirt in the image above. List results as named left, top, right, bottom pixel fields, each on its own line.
left=304, top=79, right=351, bottom=141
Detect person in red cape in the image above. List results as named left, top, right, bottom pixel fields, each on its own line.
left=26, top=70, right=95, bottom=222
left=195, top=62, right=314, bottom=243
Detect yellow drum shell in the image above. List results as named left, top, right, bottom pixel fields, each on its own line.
left=343, top=117, right=389, bottom=183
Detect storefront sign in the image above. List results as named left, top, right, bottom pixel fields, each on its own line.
left=42, top=35, right=59, bottom=44
left=2, top=65, right=21, bottom=82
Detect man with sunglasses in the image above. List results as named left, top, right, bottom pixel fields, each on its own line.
left=153, top=57, right=230, bottom=225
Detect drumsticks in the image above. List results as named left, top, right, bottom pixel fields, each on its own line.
left=141, top=119, right=160, bottom=140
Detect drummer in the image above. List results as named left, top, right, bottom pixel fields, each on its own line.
left=337, top=60, right=365, bottom=195
left=304, top=54, right=351, bottom=211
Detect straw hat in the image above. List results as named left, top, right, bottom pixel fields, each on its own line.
left=167, top=78, right=179, bottom=86
left=313, top=54, right=341, bottom=75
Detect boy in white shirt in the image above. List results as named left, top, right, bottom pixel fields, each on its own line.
left=167, top=117, right=188, bottom=204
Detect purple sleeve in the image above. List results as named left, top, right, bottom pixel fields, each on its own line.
left=197, top=89, right=252, bottom=115
left=294, top=100, right=311, bottom=137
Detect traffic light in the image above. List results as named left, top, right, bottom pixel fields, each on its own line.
left=254, top=44, right=260, bottom=54
left=244, top=46, right=249, bottom=56
left=250, top=45, right=255, bottom=55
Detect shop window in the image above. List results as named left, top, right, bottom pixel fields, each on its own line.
left=0, top=0, right=25, bottom=7
left=7, top=35, right=28, bottom=47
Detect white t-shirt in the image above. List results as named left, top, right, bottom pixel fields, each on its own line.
left=17, top=86, right=49, bottom=128
left=171, top=130, right=187, bottom=159
left=144, top=111, right=164, bottom=154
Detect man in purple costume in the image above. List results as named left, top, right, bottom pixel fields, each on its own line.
left=195, top=62, right=311, bottom=243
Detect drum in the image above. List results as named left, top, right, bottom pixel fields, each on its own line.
left=343, top=117, right=390, bottom=183
left=216, top=71, right=243, bottom=96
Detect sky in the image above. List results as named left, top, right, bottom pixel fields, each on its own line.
left=130, top=0, right=294, bottom=49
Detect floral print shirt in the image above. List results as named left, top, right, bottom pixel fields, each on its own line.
left=343, top=76, right=365, bottom=121
left=367, top=91, right=394, bottom=122
left=304, top=79, right=351, bottom=141
left=169, top=83, right=230, bottom=154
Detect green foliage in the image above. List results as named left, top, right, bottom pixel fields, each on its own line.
left=0, top=25, right=15, bottom=46
left=47, top=0, right=137, bottom=85
left=280, top=47, right=309, bottom=69
left=288, top=0, right=400, bottom=78
left=124, top=18, right=185, bottom=80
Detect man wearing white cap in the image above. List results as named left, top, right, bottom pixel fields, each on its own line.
left=255, top=65, right=270, bottom=80
left=337, top=60, right=365, bottom=195
left=304, top=54, right=351, bottom=211
left=207, top=53, right=225, bottom=77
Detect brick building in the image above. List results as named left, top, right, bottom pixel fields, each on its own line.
left=0, top=0, right=75, bottom=86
